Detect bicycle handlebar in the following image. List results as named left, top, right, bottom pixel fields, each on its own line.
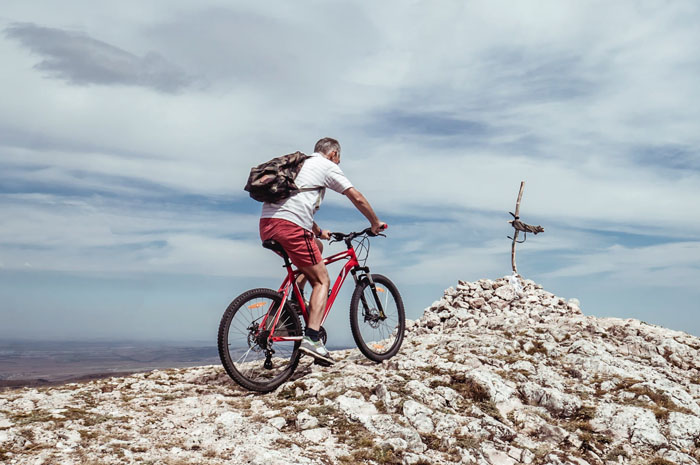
left=330, top=224, right=388, bottom=243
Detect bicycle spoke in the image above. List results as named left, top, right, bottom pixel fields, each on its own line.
left=235, top=346, right=255, bottom=364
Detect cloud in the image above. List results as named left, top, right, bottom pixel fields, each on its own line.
left=4, top=22, right=194, bottom=92
left=0, top=193, right=277, bottom=277
left=366, top=111, right=492, bottom=139
left=544, top=241, right=700, bottom=287
left=145, top=4, right=379, bottom=85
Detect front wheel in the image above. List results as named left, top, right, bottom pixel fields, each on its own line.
left=350, top=274, right=405, bottom=362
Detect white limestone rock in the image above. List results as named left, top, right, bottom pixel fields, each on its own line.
left=666, top=411, right=700, bottom=449
left=301, top=427, right=330, bottom=443
left=296, top=410, right=318, bottom=430
left=655, top=449, right=699, bottom=465
left=267, top=417, right=286, bottom=430
left=371, top=414, right=425, bottom=453
left=637, top=379, right=700, bottom=416
left=466, top=368, right=516, bottom=404
left=402, top=399, right=434, bottom=434
left=483, top=442, right=517, bottom=465
left=518, top=382, right=582, bottom=417
left=494, top=285, right=517, bottom=301
left=592, top=404, right=668, bottom=447
left=422, top=311, right=441, bottom=329
left=334, top=394, right=377, bottom=427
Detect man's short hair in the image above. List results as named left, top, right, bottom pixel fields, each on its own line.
left=314, top=137, right=341, bottom=156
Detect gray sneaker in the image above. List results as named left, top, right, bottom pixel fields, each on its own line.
left=299, top=336, right=334, bottom=365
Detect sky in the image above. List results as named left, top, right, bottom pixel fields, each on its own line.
left=1, top=1, right=699, bottom=346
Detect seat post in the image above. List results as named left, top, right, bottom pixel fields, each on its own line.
left=262, top=239, right=292, bottom=268
left=281, top=254, right=292, bottom=268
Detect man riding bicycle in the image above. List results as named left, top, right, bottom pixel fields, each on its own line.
left=259, top=137, right=385, bottom=365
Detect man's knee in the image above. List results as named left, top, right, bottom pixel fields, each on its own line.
left=301, top=263, right=330, bottom=288
left=314, top=267, right=330, bottom=289
left=319, top=271, right=330, bottom=288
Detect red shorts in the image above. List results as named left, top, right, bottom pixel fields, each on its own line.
left=259, top=218, right=322, bottom=268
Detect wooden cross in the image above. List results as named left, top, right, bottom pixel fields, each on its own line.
left=508, top=181, right=544, bottom=275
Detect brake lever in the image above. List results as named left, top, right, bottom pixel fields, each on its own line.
left=329, top=232, right=344, bottom=243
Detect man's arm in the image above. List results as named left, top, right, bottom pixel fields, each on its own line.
left=343, top=187, right=385, bottom=234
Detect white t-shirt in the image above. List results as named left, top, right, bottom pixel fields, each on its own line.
left=261, top=153, right=353, bottom=231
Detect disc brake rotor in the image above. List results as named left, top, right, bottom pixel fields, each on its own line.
left=364, top=308, right=382, bottom=329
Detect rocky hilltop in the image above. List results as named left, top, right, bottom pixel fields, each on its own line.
left=1, top=278, right=699, bottom=465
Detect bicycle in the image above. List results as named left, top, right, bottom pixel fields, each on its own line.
left=217, top=225, right=405, bottom=392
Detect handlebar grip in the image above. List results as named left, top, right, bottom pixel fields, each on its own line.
left=366, top=223, right=388, bottom=237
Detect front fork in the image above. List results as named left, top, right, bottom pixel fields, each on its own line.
left=351, top=266, right=387, bottom=320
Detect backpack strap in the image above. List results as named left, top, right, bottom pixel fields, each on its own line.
left=296, top=186, right=323, bottom=193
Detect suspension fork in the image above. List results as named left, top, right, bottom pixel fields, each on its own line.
left=351, top=266, right=386, bottom=319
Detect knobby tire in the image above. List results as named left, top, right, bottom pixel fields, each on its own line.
left=217, top=288, right=302, bottom=392
left=350, top=274, right=405, bottom=362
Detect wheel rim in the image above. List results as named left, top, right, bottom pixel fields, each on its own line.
left=357, top=283, right=401, bottom=356
left=226, top=295, right=300, bottom=385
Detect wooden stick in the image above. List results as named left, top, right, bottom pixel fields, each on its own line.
left=511, top=181, right=525, bottom=274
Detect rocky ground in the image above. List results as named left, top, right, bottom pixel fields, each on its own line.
left=1, top=277, right=699, bottom=465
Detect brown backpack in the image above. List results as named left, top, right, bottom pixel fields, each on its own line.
left=244, top=152, right=321, bottom=203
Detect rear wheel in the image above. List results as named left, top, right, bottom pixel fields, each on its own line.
left=350, top=274, right=405, bottom=362
left=218, top=288, right=302, bottom=392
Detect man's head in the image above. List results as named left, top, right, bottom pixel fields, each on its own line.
left=314, top=137, right=341, bottom=164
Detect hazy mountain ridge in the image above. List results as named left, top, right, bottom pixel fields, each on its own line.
left=0, top=342, right=220, bottom=387
left=1, top=277, right=699, bottom=465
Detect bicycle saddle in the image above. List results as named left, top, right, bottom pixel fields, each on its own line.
left=262, top=239, right=290, bottom=260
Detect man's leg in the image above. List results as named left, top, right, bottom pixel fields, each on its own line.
left=298, top=259, right=330, bottom=331
left=295, top=239, right=323, bottom=298
left=297, top=260, right=334, bottom=365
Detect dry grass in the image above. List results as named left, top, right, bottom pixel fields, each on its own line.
left=420, top=432, right=445, bottom=451
left=562, top=404, right=597, bottom=433
left=563, top=366, right=583, bottom=379
left=319, top=390, right=343, bottom=400
left=79, top=429, right=99, bottom=441
left=524, top=340, right=548, bottom=356
left=618, top=385, right=695, bottom=420
left=0, top=446, right=10, bottom=462
left=605, top=445, right=629, bottom=461
left=428, top=371, right=505, bottom=422
left=615, top=377, right=641, bottom=391
left=333, top=417, right=374, bottom=449
left=276, top=382, right=308, bottom=401
left=647, top=459, right=676, bottom=465
left=10, top=410, right=54, bottom=425
left=579, top=430, right=612, bottom=452
left=446, top=373, right=490, bottom=403
left=273, top=437, right=298, bottom=449
left=338, top=445, right=402, bottom=465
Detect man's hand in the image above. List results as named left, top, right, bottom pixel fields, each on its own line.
left=319, top=229, right=332, bottom=240
left=371, top=222, right=387, bottom=235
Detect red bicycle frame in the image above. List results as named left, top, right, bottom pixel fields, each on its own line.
left=259, top=245, right=363, bottom=343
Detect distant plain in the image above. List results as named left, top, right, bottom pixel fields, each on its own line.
left=0, top=340, right=220, bottom=388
